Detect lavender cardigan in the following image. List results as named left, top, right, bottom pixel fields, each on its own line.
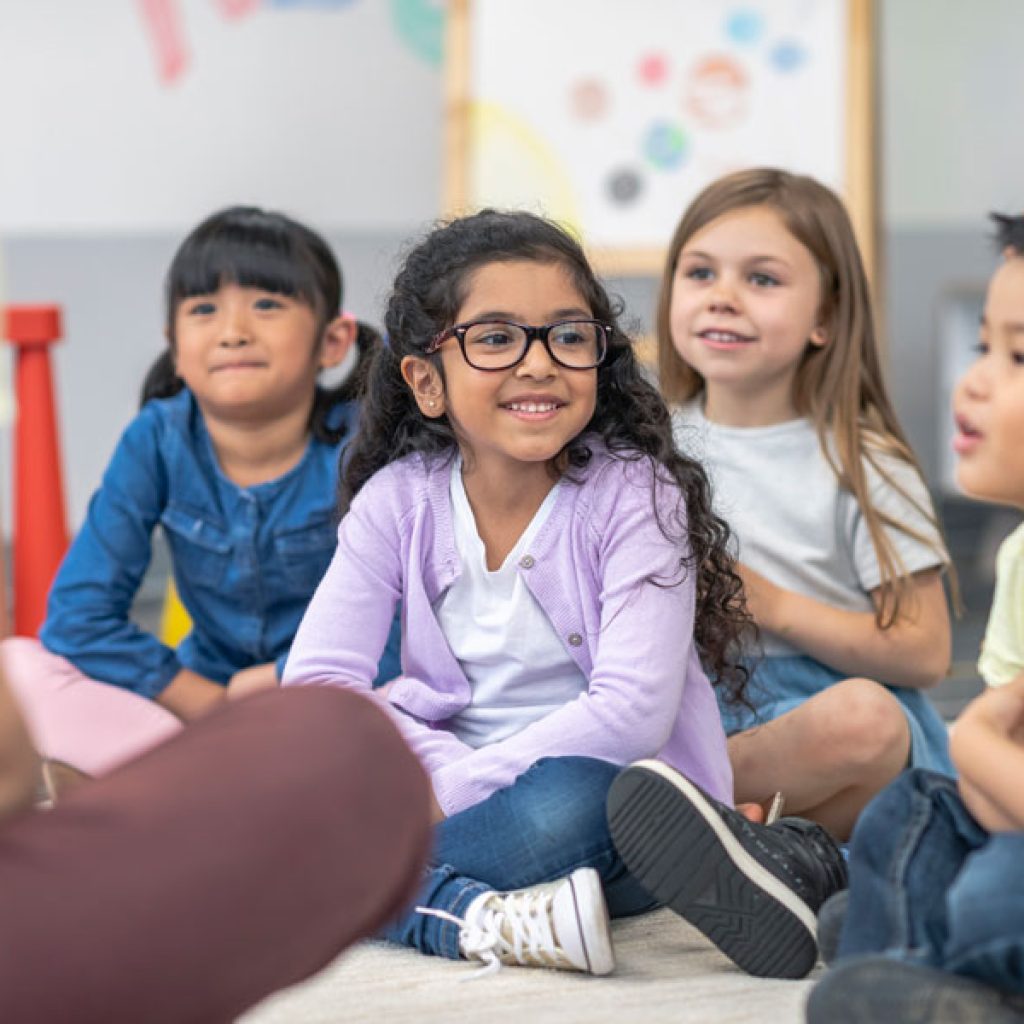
left=284, top=441, right=733, bottom=815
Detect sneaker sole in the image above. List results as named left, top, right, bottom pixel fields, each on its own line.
left=567, top=868, right=616, bottom=976
left=607, top=760, right=818, bottom=979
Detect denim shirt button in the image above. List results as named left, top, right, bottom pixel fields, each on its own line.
left=567, top=632, right=583, bottom=647
left=518, top=554, right=535, bottom=569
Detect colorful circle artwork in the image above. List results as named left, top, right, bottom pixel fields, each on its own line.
left=725, top=9, right=763, bottom=45
left=267, top=0, right=359, bottom=8
left=570, top=79, right=609, bottom=121
left=685, top=55, right=748, bottom=131
left=607, top=169, right=643, bottom=205
left=637, top=52, right=669, bottom=87
left=390, top=0, right=443, bottom=66
left=643, top=120, right=688, bottom=171
left=770, top=39, right=807, bottom=73
left=470, top=102, right=582, bottom=231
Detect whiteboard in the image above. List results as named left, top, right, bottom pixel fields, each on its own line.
left=0, top=0, right=443, bottom=234
left=446, top=0, right=874, bottom=274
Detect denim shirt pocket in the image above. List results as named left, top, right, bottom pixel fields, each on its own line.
left=160, top=505, right=233, bottom=588
left=272, top=515, right=338, bottom=595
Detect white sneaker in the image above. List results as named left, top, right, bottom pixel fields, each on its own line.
left=419, top=867, right=614, bottom=976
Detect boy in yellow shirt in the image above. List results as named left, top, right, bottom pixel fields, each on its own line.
left=807, top=212, right=1024, bottom=1022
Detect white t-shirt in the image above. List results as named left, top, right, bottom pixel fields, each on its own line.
left=436, top=461, right=588, bottom=748
left=673, top=402, right=947, bottom=657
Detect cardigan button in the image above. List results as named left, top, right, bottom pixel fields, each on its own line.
left=567, top=632, right=583, bottom=647
left=518, top=554, right=535, bottom=569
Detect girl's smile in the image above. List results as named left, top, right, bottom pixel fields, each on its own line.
left=499, top=394, right=567, bottom=420
left=696, top=328, right=757, bottom=350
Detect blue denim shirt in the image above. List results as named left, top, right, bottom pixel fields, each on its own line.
left=41, top=389, right=400, bottom=698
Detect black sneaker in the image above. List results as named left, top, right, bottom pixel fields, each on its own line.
left=606, top=760, right=848, bottom=979
left=807, top=956, right=1024, bottom=1023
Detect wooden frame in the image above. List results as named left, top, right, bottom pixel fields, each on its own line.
left=443, top=0, right=876, bottom=279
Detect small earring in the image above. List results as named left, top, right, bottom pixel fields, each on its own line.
left=428, top=400, right=436, bottom=408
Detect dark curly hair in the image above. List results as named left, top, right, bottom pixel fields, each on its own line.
left=139, top=205, right=381, bottom=444
left=992, top=211, right=1024, bottom=256
left=342, top=209, right=752, bottom=703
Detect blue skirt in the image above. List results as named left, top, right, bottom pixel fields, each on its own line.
left=718, top=654, right=955, bottom=776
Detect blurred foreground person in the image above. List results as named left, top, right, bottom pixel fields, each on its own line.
left=0, top=671, right=430, bottom=1023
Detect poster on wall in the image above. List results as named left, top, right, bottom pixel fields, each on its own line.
left=446, top=0, right=874, bottom=274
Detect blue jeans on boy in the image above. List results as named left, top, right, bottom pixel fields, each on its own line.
left=838, top=768, right=1024, bottom=994
left=384, top=756, right=657, bottom=958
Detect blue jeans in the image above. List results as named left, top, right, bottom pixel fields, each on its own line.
left=383, top=756, right=657, bottom=959
left=838, top=768, right=1024, bottom=993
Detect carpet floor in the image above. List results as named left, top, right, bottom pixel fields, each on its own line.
left=241, top=908, right=817, bottom=1023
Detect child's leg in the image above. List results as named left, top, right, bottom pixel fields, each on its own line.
left=944, top=831, right=1024, bottom=993
left=607, top=759, right=848, bottom=979
left=434, top=755, right=652, bottom=915
left=384, top=756, right=650, bottom=969
left=728, top=677, right=910, bottom=839
left=0, top=637, right=182, bottom=776
left=837, top=769, right=986, bottom=961
left=0, top=687, right=431, bottom=1024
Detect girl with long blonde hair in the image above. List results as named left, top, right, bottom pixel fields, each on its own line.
left=656, top=168, right=954, bottom=841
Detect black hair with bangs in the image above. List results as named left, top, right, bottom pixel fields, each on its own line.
left=140, top=205, right=381, bottom=443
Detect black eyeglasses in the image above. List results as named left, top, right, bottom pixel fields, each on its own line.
left=426, top=318, right=611, bottom=371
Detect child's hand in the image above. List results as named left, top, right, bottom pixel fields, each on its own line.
left=950, top=674, right=1024, bottom=831
left=227, top=663, right=280, bottom=702
left=954, top=674, right=1024, bottom=744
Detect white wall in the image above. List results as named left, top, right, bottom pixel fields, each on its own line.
left=0, top=0, right=443, bottom=233
left=0, top=0, right=445, bottom=528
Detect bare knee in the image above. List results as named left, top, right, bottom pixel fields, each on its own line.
left=809, top=679, right=909, bottom=775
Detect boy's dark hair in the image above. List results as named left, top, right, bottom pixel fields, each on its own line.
left=992, top=212, right=1024, bottom=256
left=139, top=205, right=380, bottom=444
left=342, top=208, right=752, bottom=702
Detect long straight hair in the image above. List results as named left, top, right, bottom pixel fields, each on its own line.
left=140, top=205, right=380, bottom=443
left=656, top=168, right=955, bottom=626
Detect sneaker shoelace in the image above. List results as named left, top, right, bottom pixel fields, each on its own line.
left=417, top=888, right=565, bottom=978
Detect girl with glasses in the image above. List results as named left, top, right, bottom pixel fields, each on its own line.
left=283, top=208, right=757, bottom=976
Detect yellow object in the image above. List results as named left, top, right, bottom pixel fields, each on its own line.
left=979, top=523, right=1024, bottom=687
left=159, top=578, right=192, bottom=647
